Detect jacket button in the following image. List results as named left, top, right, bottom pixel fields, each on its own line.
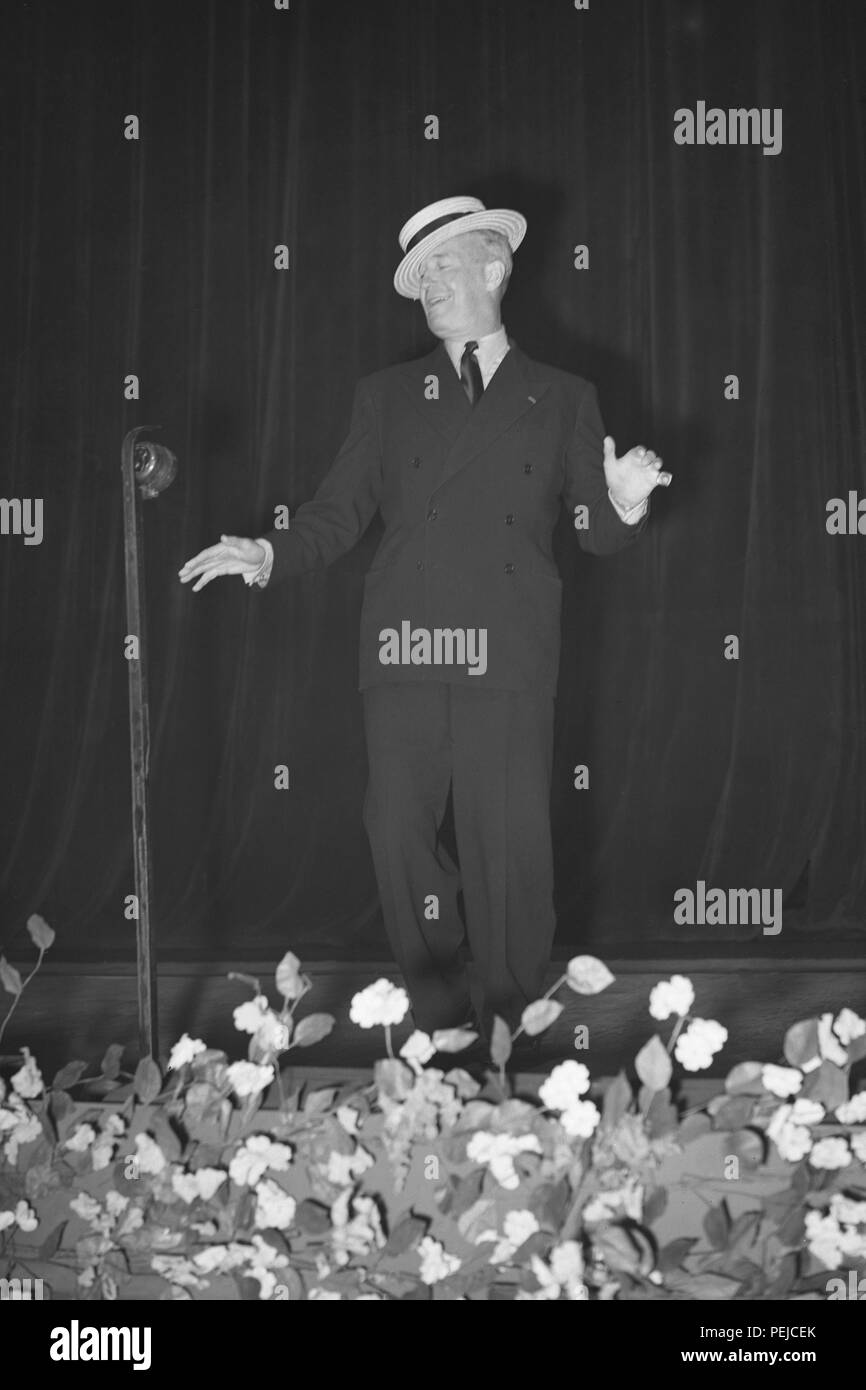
left=505, top=513, right=515, bottom=524
left=524, top=463, right=534, bottom=474
left=426, top=507, right=438, bottom=521
left=411, top=456, right=421, bottom=468
left=504, top=563, right=515, bottom=574
left=416, top=560, right=425, bottom=571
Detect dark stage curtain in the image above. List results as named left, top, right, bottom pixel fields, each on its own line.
left=1, top=0, right=864, bottom=961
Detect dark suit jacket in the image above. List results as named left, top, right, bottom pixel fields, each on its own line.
left=265, top=338, right=647, bottom=695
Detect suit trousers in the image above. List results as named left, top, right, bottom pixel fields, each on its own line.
left=361, top=681, right=556, bottom=1038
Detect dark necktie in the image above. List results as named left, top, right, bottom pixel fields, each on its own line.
left=459, top=340, right=484, bottom=405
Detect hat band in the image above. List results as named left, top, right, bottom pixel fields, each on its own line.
left=404, top=210, right=474, bottom=254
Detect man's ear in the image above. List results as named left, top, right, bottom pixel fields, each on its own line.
left=484, top=259, right=506, bottom=294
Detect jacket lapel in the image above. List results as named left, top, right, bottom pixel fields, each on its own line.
left=432, top=341, right=551, bottom=493
left=396, top=342, right=472, bottom=447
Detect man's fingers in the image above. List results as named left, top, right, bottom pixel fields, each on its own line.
left=654, top=471, right=672, bottom=487
left=189, top=561, right=241, bottom=591
left=178, top=543, right=230, bottom=576
left=603, top=435, right=616, bottom=459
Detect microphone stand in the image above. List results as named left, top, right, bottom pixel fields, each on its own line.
left=120, top=427, right=177, bottom=1058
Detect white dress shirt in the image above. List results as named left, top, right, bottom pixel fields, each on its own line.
left=245, top=326, right=645, bottom=588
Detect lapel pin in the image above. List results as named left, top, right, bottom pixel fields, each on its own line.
left=527, top=394, right=536, bottom=405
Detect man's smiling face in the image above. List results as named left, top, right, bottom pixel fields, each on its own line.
left=417, top=232, right=501, bottom=341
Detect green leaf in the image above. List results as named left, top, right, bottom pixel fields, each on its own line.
left=777, top=1205, right=806, bottom=1247
left=643, top=1186, right=668, bottom=1224
left=0, top=955, right=22, bottom=996
left=432, top=1027, right=478, bottom=1053
left=295, top=1199, right=331, bottom=1235
left=783, top=1018, right=820, bottom=1070
left=51, top=1060, right=88, bottom=1091
left=646, top=1088, right=678, bottom=1138
left=292, top=1013, right=334, bottom=1048
left=520, top=999, right=563, bottom=1037
left=27, top=914, right=55, bottom=951
left=724, top=1061, right=766, bottom=1095
left=764, top=1250, right=798, bottom=1299
left=728, top=1210, right=761, bottom=1248
left=711, top=1095, right=756, bottom=1131
left=703, top=1202, right=730, bottom=1250
left=100, top=1043, right=125, bottom=1080
left=234, top=1274, right=262, bottom=1301
left=602, top=1071, right=633, bottom=1126
left=728, top=1127, right=765, bottom=1169
left=134, top=1057, right=162, bottom=1104
left=383, top=1213, right=429, bottom=1257
left=38, top=1221, right=67, bottom=1261
left=490, top=1016, right=512, bottom=1068
left=801, top=1061, right=848, bottom=1112
left=447, top=1169, right=485, bottom=1220
left=679, top=1111, right=712, bottom=1142
left=302, top=1085, right=338, bottom=1114
left=565, top=954, right=615, bottom=995
left=635, top=1035, right=672, bottom=1093
left=657, top=1236, right=698, bottom=1273
left=667, top=1271, right=741, bottom=1300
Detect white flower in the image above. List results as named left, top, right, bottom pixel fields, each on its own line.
left=830, top=1194, right=866, bottom=1226
left=550, top=1240, right=585, bottom=1288
left=789, top=1098, right=824, bottom=1126
left=851, top=1132, right=866, bottom=1162
left=308, top=1287, right=342, bottom=1299
left=134, top=1132, right=167, bottom=1175
left=2, top=1109, right=41, bottom=1164
left=648, top=975, right=695, bottom=1021
left=254, top=1178, right=297, bottom=1230
left=246, top=1236, right=289, bottom=1300
left=151, top=1255, right=207, bottom=1290
left=674, top=1018, right=728, bottom=1072
left=192, top=1244, right=249, bottom=1275
left=64, top=1123, right=97, bottom=1152
left=805, top=1211, right=843, bottom=1269
left=0, top=1211, right=15, bottom=1233
left=418, top=1236, right=462, bottom=1284
left=229, top=1135, right=292, bottom=1186
left=809, top=1138, right=851, bottom=1170
left=538, top=1060, right=591, bottom=1112
left=325, top=1145, right=375, bottom=1186
left=335, top=1105, right=360, bottom=1135
left=92, top=1143, right=115, bottom=1172
left=233, top=997, right=269, bottom=1033
left=836, top=1093, right=866, bottom=1123
left=399, top=1030, right=436, bottom=1069
left=761, top=1064, right=802, bottom=1098
left=583, top=1178, right=644, bottom=1224
left=11, top=1054, right=43, bottom=1099
left=767, top=1105, right=813, bottom=1162
left=254, top=1013, right=290, bottom=1053
left=12, top=1200, right=38, bottom=1232
left=465, top=1131, right=543, bottom=1190
left=167, top=1034, right=207, bottom=1070
left=559, top=1100, right=601, bottom=1139
left=349, top=978, right=410, bottom=1029
left=171, top=1167, right=227, bottom=1204
left=70, top=1193, right=103, bottom=1222
left=105, top=1191, right=129, bottom=1217
left=817, top=1013, right=848, bottom=1067
left=330, top=1191, right=386, bottom=1266
left=480, top=1209, right=540, bottom=1263
left=226, top=1061, right=274, bottom=1099
left=518, top=1253, right=561, bottom=1299
left=833, top=1009, right=866, bottom=1046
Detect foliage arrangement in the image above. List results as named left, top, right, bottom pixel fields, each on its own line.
left=2, top=916, right=866, bottom=1300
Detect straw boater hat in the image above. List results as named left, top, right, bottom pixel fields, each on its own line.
left=393, top=195, right=527, bottom=300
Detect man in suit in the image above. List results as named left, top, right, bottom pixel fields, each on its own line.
left=179, top=195, right=671, bottom=1044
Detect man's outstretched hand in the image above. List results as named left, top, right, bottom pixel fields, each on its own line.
left=603, top=436, right=672, bottom=511
left=178, top=535, right=265, bottom=592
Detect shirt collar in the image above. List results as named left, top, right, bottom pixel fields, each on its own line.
left=442, top=324, right=509, bottom=375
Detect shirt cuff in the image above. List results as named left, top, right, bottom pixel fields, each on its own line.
left=243, top=537, right=274, bottom=588
left=607, top=489, right=648, bottom=525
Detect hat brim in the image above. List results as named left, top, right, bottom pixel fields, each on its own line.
left=393, top=210, right=527, bottom=299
